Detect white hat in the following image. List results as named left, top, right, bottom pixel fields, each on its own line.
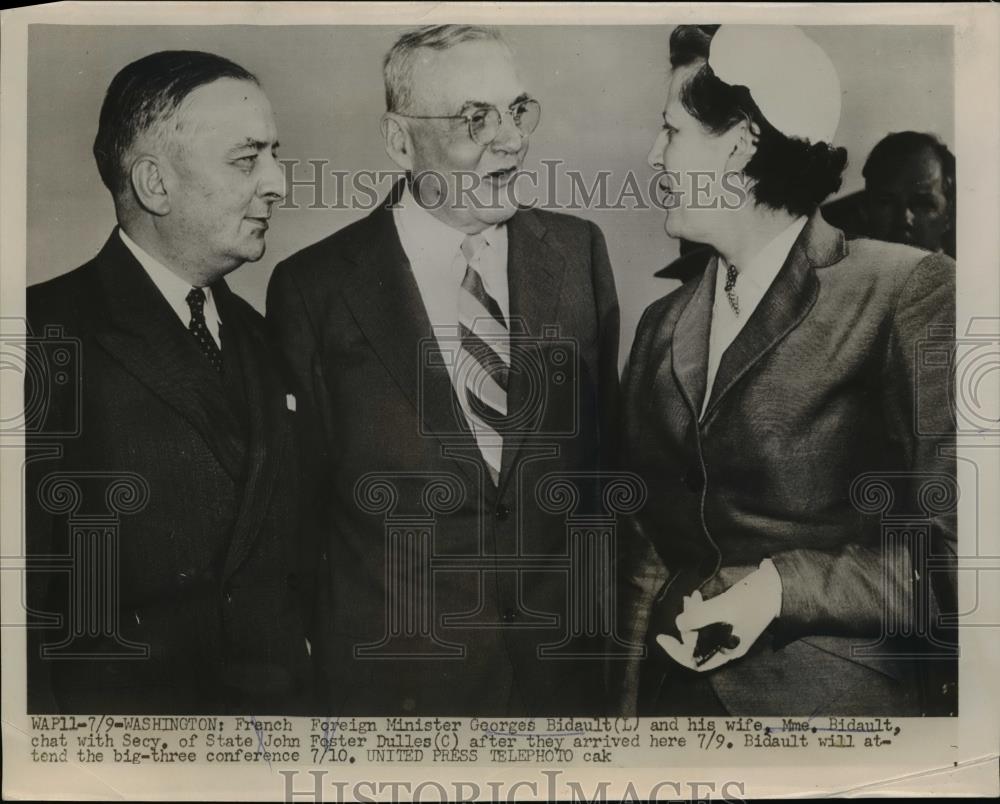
left=709, top=25, right=841, bottom=145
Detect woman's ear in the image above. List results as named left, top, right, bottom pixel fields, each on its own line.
left=382, top=113, right=414, bottom=172
left=725, top=117, right=759, bottom=174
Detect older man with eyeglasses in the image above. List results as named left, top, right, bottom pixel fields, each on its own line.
left=267, top=25, right=620, bottom=716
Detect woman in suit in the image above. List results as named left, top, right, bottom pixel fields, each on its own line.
left=615, top=25, right=957, bottom=717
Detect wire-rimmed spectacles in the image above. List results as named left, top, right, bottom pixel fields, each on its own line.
left=397, top=98, right=541, bottom=146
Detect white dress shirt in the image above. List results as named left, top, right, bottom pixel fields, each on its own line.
left=392, top=185, right=509, bottom=386
left=119, top=228, right=221, bottom=348
left=702, top=216, right=808, bottom=416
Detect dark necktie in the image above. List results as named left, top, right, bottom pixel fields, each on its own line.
left=185, top=287, right=223, bottom=373
left=724, top=262, right=740, bottom=316
left=457, top=233, right=508, bottom=485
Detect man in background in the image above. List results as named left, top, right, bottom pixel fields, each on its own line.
left=862, top=130, right=956, bottom=257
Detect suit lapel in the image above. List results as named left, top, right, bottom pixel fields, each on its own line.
left=215, top=285, right=284, bottom=580
left=701, top=212, right=842, bottom=422
left=670, top=259, right=717, bottom=421
left=498, top=210, right=566, bottom=489
left=339, top=192, right=484, bottom=485
left=92, top=231, right=247, bottom=479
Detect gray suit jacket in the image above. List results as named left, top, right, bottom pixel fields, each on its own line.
left=616, top=213, right=957, bottom=716
left=267, top=186, right=620, bottom=715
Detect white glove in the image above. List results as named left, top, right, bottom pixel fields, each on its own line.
left=656, top=559, right=782, bottom=672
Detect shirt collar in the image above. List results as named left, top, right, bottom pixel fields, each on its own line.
left=394, top=183, right=503, bottom=268
left=721, top=215, right=808, bottom=294
left=118, top=228, right=214, bottom=323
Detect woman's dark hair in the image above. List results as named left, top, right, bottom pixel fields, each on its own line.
left=668, top=25, right=848, bottom=218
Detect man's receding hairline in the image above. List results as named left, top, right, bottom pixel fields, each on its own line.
left=386, top=29, right=515, bottom=115
left=169, top=77, right=264, bottom=127
left=137, top=76, right=265, bottom=164
left=404, top=38, right=518, bottom=111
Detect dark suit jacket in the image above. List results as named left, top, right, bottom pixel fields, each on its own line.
left=616, top=213, right=957, bottom=717
left=26, top=230, right=314, bottom=714
left=266, top=187, right=620, bottom=715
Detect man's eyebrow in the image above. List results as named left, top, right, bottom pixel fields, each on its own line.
left=229, top=137, right=279, bottom=152
left=458, top=99, right=492, bottom=112
left=459, top=94, right=532, bottom=112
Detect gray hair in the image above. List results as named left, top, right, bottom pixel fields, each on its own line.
left=383, top=25, right=508, bottom=113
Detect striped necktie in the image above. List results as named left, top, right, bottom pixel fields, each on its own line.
left=456, top=233, right=508, bottom=485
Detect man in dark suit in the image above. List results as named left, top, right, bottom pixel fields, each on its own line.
left=26, top=51, right=313, bottom=714
left=862, top=131, right=956, bottom=258
left=268, top=25, right=620, bottom=715
left=616, top=25, right=956, bottom=716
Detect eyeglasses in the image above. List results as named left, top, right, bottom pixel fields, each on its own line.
left=398, top=99, right=541, bottom=146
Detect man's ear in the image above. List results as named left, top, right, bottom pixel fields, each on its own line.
left=725, top=118, right=759, bottom=175
left=130, top=155, right=171, bottom=216
left=382, top=113, right=414, bottom=172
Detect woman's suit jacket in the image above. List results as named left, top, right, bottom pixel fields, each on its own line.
left=616, top=213, right=957, bottom=716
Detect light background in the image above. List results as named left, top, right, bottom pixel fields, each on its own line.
left=26, top=24, right=953, bottom=365
left=4, top=6, right=998, bottom=801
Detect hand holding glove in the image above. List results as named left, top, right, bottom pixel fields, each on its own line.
left=656, top=559, right=782, bottom=672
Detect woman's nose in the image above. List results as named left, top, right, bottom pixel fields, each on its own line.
left=648, top=130, right=668, bottom=170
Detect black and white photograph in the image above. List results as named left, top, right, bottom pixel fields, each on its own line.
left=1, top=2, right=997, bottom=800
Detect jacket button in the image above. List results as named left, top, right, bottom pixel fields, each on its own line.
left=682, top=468, right=702, bottom=492
left=502, top=608, right=517, bottom=623
left=495, top=504, right=511, bottom=522
left=224, top=592, right=234, bottom=605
